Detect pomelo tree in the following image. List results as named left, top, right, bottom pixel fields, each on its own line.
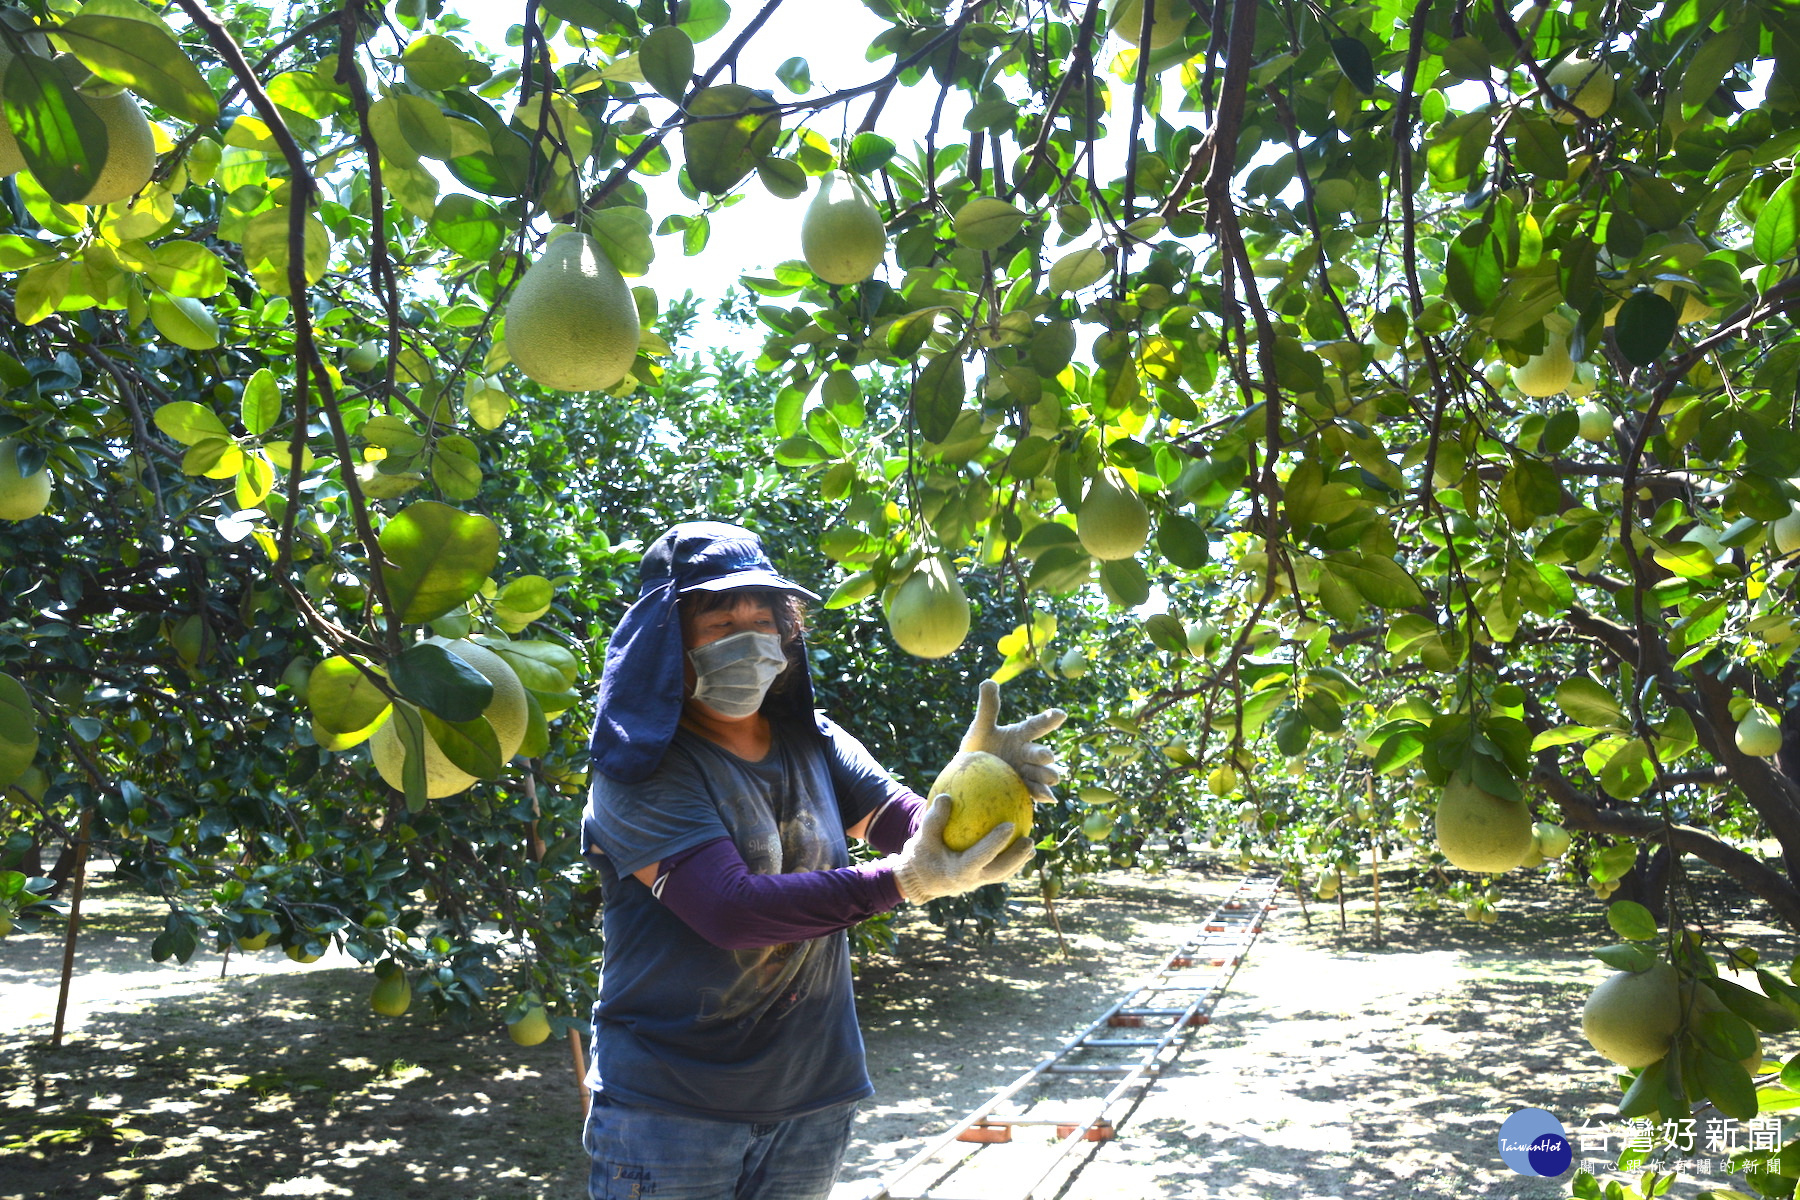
left=0, top=0, right=1798, bottom=1183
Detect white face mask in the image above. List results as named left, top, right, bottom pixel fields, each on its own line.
left=688, top=630, right=788, bottom=718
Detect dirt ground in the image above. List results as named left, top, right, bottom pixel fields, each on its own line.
left=1, top=855, right=1791, bottom=1200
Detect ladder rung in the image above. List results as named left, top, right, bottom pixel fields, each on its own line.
left=955, top=1122, right=1013, bottom=1143
left=1046, top=1064, right=1136, bottom=1075
left=1081, top=1036, right=1162, bottom=1047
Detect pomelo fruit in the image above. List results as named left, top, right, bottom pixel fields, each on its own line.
left=928, top=750, right=1033, bottom=852
left=1774, top=508, right=1800, bottom=556
left=801, top=172, right=886, bottom=285
left=370, top=962, right=411, bottom=1016
left=884, top=556, right=970, bottom=659
left=1434, top=776, right=1532, bottom=872
left=1533, top=821, right=1572, bottom=859
left=73, top=83, right=157, bottom=205
left=1107, top=0, right=1192, bottom=49
left=1077, top=469, right=1150, bottom=560
left=344, top=339, right=383, bottom=372
left=504, top=232, right=640, bottom=392
left=234, top=930, right=272, bottom=952
left=1577, top=404, right=1612, bottom=444
left=1736, top=708, right=1782, bottom=758
left=0, top=438, right=52, bottom=520
left=1511, top=328, right=1576, bottom=397
left=1583, top=965, right=1761, bottom=1071
left=507, top=994, right=552, bottom=1046
left=285, top=943, right=323, bottom=964
left=370, top=638, right=530, bottom=798
left=1547, top=56, right=1615, bottom=122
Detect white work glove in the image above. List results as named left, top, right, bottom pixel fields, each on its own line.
left=891, top=795, right=1035, bottom=904
left=958, top=679, right=1067, bottom=802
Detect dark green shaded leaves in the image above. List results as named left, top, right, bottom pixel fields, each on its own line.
left=1158, top=513, right=1211, bottom=569
left=421, top=709, right=503, bottom=781
left=1330, top=37, right=1376, bottom=94
left=390, top=642, right=493, bottom=722
left=912, top=352, right=964, bottom=443
left=1614, top=290, right=1678, bottom=366
left=4, top=54, right=108, bottom=205
left=378, top=501, right=501, bottom=625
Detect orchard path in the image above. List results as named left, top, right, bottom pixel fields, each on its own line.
left=0, top=856, right=1787, bottom=1199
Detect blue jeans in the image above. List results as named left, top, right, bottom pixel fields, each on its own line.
left=583, top=1092, right=859, bottom=1200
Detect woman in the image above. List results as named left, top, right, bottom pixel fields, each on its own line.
left=580, top=520, right=1064, bottom=1200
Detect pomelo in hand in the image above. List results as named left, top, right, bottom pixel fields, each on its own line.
left=504, top=232, right=640, bottom=392
left=929, top=751, right=1033, bottom=852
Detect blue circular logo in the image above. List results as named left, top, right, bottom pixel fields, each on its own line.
left=1499, top=1108, right=1572, bottom=1177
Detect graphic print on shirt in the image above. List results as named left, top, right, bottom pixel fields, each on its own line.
left=693, top=738, right=836, bottom=1027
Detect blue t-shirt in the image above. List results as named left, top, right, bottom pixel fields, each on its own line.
left=581, top=714, right=906, bottom=1121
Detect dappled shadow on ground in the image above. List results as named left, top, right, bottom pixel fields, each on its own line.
left=0, top=960, right=583, bottom=1200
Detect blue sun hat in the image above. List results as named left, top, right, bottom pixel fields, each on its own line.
left=588, top=522, right=820, bottom=783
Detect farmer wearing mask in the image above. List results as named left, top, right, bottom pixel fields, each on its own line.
left=580, top=520, right=1064, bottom=1200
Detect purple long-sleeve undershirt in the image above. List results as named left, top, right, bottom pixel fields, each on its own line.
left=654, top=837, right=903, bottom=949
left=654, top=791, right=927, bottom=950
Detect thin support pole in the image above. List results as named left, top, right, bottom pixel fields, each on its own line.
left=50, top=807, right=94, bottom=1049
left=568, top=1027, right=590, bottom=1119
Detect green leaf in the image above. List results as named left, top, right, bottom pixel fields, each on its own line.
left=1614, top=289, right=1678, bottom=367
left=153, top=400, right=230, bottom=446
left=1594, top=943, right=1660, bottom=973
left=1497, top=458, right=1561, bottom=529
left=1616, top=1056, right=1670, bottom=1119
left=540, top=0, right=617, bottom=31
left=1679, top=29, right=1740, bottom=119
left=479, top=638, right=580, bottom=695
left=146, top=240, right=228, bottom=297
left=429, top=193, right=505, bottom=261
left=912, top=352, right=964, bottom=444
left=1606, top=900, right=1658, bottom=940
left=59, top=14, right=219, bottom=124
left=586, top=206, right=655, bottom=278
left=844, top=132, right=895, bottom=174
left=378, top=501, right=501, bottom=625
left=775, top=55, right=810, bottom=95
left=639, top=26, right=695, bottom=101
left=240, top=368, right=280, bottom=436
left=1510, top=115, right=1567, bottom=180
left=306, top=656, right=391, bottom=746
left=757, top=157, right=806, bottom=199
left=1753, top=175, right=1798, bottom=266
left=1028, top=544, right=1093, bottom=594
left=954, top=196, right=1027, bottom=251
left=388, top=703, right=428, bottom=811
left=1330, top=36, right=1376, bottom=94
left=1099, top=557, right=1151, bottom=608
left=1048, top=245, right=1109, bottom=294
left=421, top=709, right=502, bottom=780
left=400, top=33, right=480, bottom=91
left=676, top=0, right=731, bottom=42
left=4, top=53, right=109, bottom=206
left=1554, top=676, right=1623, bottom=726
left=1695, top=1048, right=1759, bottom=1122
left=1158, top=513, right=1211, bottom=570
left=390, top=642, right=493, bottom=723
left=1322, top=551, right=1425, bottom=609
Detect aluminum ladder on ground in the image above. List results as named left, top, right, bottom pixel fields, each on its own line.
left=859, top=875, right=1280, bottom=1200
